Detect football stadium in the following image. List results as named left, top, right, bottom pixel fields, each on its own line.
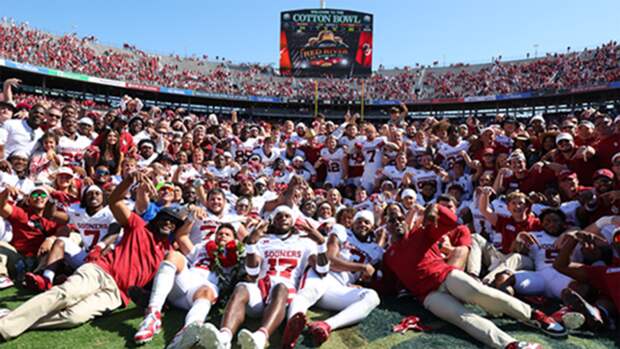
left=0, top=1, right=619, bottom=348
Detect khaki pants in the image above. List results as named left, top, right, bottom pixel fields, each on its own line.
left=0, top=263, right=122, bottom=340
left=0, top=241, right=24, bottom=278
left=467, top=234, right=533, bottom=283
left=423, top=269, right=532, bottom=349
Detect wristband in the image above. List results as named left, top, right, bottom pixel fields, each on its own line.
left=245, top=264, right=260, bottom=276
left=317, top=242, right=328, bottom=254
left=245, top=244, right=257, bottom=255
left=315, top=262, right=330, bottom=274
left=96, top=241, right=106, bottom=249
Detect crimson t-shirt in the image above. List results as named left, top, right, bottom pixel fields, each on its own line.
left=7, top=205, right=59, bottom=257
left=584, top=265, right=620, bottom=314
left=384, top=205, right=459, bottom=301
left=96, top=212, right=171, bottom=305
left=493, top=214, right=541, bottom=254
left=503, top=167, right=555, bottom=194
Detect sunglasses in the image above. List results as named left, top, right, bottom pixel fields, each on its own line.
left=172, top=142, right=181, bottom=145
left=31, top=192, right=48, bottom=199
left=159, top=187, right=174, bottom=193
left=96, top=169, right=110, bottom=176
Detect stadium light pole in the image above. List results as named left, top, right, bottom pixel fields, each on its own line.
left=320, top=0, right=326, bottom=9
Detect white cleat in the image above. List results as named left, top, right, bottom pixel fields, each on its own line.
left=237, top=329, right=265, bottom=349
left=561, top=311, right=585, bottom=331
left=166, top=322, right=202, bottom=349
left=197, top=323, right=230, bottom=349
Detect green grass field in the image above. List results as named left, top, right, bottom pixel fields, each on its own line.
left=0, top=287, right=617, bottom=349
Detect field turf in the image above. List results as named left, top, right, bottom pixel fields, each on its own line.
left=0, top=287, right=617, bottom=349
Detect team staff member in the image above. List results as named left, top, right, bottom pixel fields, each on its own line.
left=384, top=204, right=567, bottom=349
left=0, top=186, right=61, bottom=289
left=0, top=172, right=189, bottom=341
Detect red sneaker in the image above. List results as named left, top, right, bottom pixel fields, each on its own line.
left=524, top=309, right=567, bottom=337
left=134, top=308, right=162, bottom=345
left=307, top=320, right=331, bottom=347
left=505, top=341, right=543, bottom=349
left=24, top=272, right=52, bottom=292
left=550, top=306, right=584, bottom=331
left=281, top=312, right=307, bottom=349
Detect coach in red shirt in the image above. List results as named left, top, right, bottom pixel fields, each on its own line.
left=0, top=172, right=190, bottom=341
left=384, top=204, right=566, bottom=349
left=0, top=186, right=60, bottom=288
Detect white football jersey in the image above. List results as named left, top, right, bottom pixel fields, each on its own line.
left=437, top=140, right=469, bottom=169
left=67, top=205, right=116, bottom=251
left=58, top=135, right=91, bottom=166
left=361, top=137, right=387, bottom=176
left=320, top=148, right=345, bottom=186
left=207, top=165, right=237, bottom=190
left=330, top=226, right=384, bottom=285
left=256, top=233, right=317, bottom=289
left=252, top=147, right=281, bottom=167
left=410, top=168, right=442, bottom=195
left=382, top=165, right=415, bottom=187
left=189, top=209, right=245, bottom=244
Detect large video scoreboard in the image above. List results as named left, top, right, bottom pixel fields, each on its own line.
left=279, top=9, right=373, bottom=78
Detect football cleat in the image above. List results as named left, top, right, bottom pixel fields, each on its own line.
left=198, top=323, right=231, bottom=349
left=134, top=308, right=162, bottom=345
left=307, top=320, right=332, bottom=347
left=281, top=312, right=307, bottom=349
left=563, top=289, right=605, bottom=331
left=166, top=322, right=201, bottom=349
left=523, top=309, right=567, bottom=337
left=238, top=328, right=266, bottom=349
left=24, top=272, right=52, bottom=292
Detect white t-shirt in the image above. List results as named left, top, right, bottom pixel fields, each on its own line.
left=0, top=119, right=44, bottom=158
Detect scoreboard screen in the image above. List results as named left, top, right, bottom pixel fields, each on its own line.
left=279, top=9, right=373, bottom=78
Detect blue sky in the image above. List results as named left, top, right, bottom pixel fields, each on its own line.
left=3, top=1, right=619, bottom=68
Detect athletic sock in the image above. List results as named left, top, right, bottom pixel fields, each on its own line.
left=147, top=261, right=177, bottom=312
left=185, top=298, right=212, bottom=325
left=325, top=290, right=380, bottom=330
left=42, top=269, right=55, bottom=283
left=253, top=327, right=268, bottom=348
left=220, top=328, right=232, bottom=343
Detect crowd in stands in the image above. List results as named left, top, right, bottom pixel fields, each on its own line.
left=0, top=73, right=619, bottom=349
left=1, top=19, right=619, bottom=101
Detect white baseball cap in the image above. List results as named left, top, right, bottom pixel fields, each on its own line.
left=78, top=117, right=94, bottom=126
left=555, top=132, right=574, bottom=144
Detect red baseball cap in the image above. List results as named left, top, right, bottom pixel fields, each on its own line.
left=558, top=170, right=577, bottom=181
left=593, top=168, right=614, bottom=181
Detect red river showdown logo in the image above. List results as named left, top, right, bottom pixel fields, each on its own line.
left=301, top=30, right=349, bottom=68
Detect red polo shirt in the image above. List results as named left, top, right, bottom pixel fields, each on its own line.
left=384, top=205, right=460, bottom=301
left=96, top=213, right=171, bottom=305
left=6, top=205, right=59, bottom=257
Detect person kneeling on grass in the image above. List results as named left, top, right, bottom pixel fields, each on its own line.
left=384, top=204, right=569, bottom=349
left=554, top=229, right=619, bottom=331
left=134, top=220, right=245, bottom=348
left=0, top=172, right=188, bottom=341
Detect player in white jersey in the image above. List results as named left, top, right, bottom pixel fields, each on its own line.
left=495, top=208, right=578, bottom=300
left=206, top=154, right=240, bottom=190
left=57, top=115, right=92, bottom=166
left=24, top=185, right=119, bottom=291
left=200, top=206, right=329, bottom=349
left=251, top=137, right=280, bottom=167
left=380, top=152, right=415, bottom=187
left=360, top=124, right=388, bottom=192
left=282, top=211, right=383, bottom=348
left=410, top=150, right=448, bottom=201
left=134, top=223, right=242, bottom=347
left=190, top=188, right=247, bottom=244
left=318, top=136, right=346, bottom=188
